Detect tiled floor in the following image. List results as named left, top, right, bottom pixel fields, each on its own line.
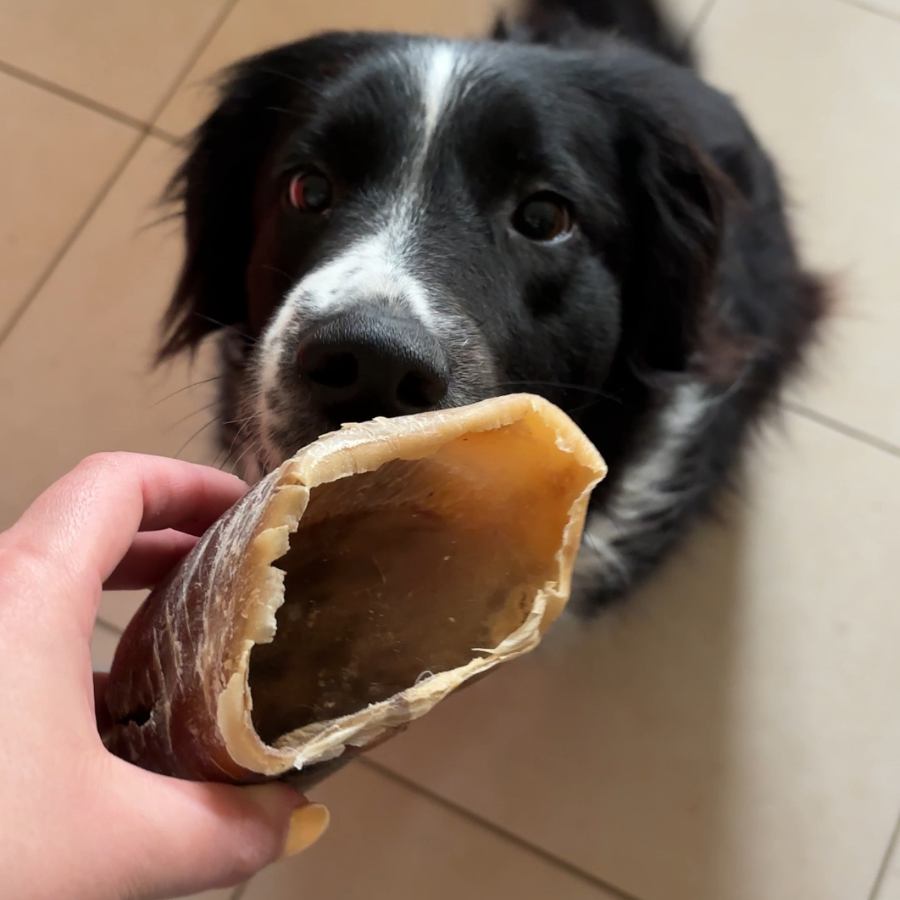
left=3, top=1, right=899, bottom=898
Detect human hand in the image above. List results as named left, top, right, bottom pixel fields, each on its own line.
left=0, top=453, right=329, bottom=900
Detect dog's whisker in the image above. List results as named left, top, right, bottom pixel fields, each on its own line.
left=212, top=447, right=227, bottom=470
left=264, top=103, right=305, bottom=118
left=568, top=398, right=606, bottom=415
left=496, top=380, right=622, bottom=405
left=221, top=413, right=260, bottom=428
left=174, top=418, right=220, bottom=460
left=261, top=264, right=296, bottom=281
left=167, top=399, right=221, bottom=432
left=584, top=530, right=604, bottom=560
left=189, top=312, right=257, bottom=344
left=227, top=445, right=253, bottom=476
left=151, top=375, right=223, bottom=408
left=228, top=436, right=262, bottom=478
left=218, top=413, right=262, bottom=471
left=137, top=209, right=182, bottom=235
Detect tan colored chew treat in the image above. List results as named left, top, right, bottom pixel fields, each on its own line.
left=102, top=394, right=605, bottom=790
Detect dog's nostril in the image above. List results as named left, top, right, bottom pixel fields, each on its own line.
left=397, top=370, right=446, bottom=409
left=305, top=351, right=358, bottom=389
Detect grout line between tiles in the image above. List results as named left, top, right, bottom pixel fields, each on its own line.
left=835, top=0, right=900, bottom=25
left=148, top=124, right=183, bottom=147
left=359, top=759, right=644, bottom=900
left=0, top=132, right=148, bottom=352
left=672, top=0, right=716, bottom=74
left=230, top=881, right=251, bottom=900
left=146, top=0, right=242, bottom=127
left=96, top=616, right=124, bottom=636
left=783, top=399, right=900, bottom=460
left=0, top=58, right=150, bottom=132
left=94, top=619, right=122, bottom=642
left=687, top=0, right=719, bottom=41
left=867, top=808, right=900, bottom=900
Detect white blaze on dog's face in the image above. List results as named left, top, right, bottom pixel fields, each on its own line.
left=261, top=45, right=461, bottom=334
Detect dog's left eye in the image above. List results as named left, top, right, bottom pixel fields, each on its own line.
left=287, top=170, right=333, bottom=214
left=512, top=193, right=573, bottom=242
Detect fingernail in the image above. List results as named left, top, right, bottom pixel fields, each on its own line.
left=279, top=803, right=330, bottom=859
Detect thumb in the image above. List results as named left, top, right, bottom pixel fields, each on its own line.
left=102, top=763, right=329, bottom=899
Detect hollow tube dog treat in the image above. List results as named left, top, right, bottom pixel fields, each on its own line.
left=102, top=394, right=606, bottom=790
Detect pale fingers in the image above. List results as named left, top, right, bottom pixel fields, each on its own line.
left=4, top=453, right=246, bottom=594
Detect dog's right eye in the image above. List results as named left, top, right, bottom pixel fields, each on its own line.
left=287, top=171, right=333, bottom=214
left=512, top=192, right=573, bottom=242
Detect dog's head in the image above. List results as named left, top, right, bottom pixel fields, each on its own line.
left=160, top=32, right=724, bottom=479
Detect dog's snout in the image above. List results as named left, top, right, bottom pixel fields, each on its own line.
left=296, top=312, right=450, bottom=422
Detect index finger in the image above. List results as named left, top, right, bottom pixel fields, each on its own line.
left=5, top=453, right=248, bottom=588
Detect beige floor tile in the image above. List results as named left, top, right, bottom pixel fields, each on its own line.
left=0, top=135, right=221, bottom=536
left=370, top=412, right=900, bottom=900
left=244, top=763, right=617, bottom=900
left=98, top=590, right=147, bottom=633
left=875, top=830, right=900, bottom=899
left=155, top=0, right=710, bottom=137
left=847, top=0, right=900, bottom=19
left=669, top=0, right=713, bottom=33
left=0, top=72, right=136, bottom=331
left=700, top=0, right=900, bottom=449
left=90, top=620, right=120, bottom=671
left=0, top=0, right=229, bottom=122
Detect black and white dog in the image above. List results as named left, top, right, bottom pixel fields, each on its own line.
left=159, top=0, right=826, bottom=612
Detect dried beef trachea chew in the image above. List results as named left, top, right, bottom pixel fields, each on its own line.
left=102, top=394, right=606, bottom=790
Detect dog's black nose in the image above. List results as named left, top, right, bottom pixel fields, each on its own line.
left=296, top=312, right=450, bottom=423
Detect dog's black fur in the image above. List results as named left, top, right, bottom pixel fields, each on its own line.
left=159, top=0, right=826, bottom=611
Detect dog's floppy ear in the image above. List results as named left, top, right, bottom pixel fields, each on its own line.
left=157, top=35, right=377, bottom=362
left=609, top=99, right=737, bottom=382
